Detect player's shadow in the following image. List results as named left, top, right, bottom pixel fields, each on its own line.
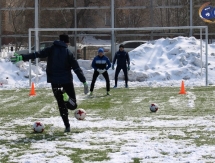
left=14, top=129, right=85, bottom=142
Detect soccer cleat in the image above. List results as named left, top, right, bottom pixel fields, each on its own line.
left=125, top=84, right=128, bottom=88
left=107, top=91, right=111, bottom=95
left=83, top=82, right=89, bottom=94
left=113, top=85, right=117, bottom=88
left=89, top=91, right=93, bottom=96
left=62, top=92, right=69, bottom=101
left=65, top=98, right=77, bottom=110
left=64, top=126, right=70, bottom=132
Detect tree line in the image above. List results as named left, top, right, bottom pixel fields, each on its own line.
left=1, top=0, right=214, bottom=51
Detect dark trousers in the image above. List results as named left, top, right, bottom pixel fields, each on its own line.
left=90, top=70, right=110, bottom=92
left=51, top=83, right=77, bottom=128
left=115, top=65, right=128, bottom=86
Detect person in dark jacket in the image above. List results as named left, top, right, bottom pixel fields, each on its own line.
left=112, top=44, right=130, bottom=88
left=90, top=48, right=111, bottom=96
left=11, top=34, right=89, bottom=132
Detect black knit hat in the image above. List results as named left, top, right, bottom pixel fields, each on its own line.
left=59, top=34, right=69, bottom=43
left=119, top=44, right=124, bottom=48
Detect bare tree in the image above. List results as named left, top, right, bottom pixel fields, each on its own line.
left=2, top=0, right=34, bottom=50
left=1, top=0, right=215, bottom=48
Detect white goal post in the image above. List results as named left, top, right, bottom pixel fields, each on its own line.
left=28, top=26, right=208, bottom=86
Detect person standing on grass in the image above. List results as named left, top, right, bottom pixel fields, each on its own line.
left=11, top=34, right=89, bottom=133
left=112, top=44, right=130, bottom=88
left=90, top=48, right=111, bottom=96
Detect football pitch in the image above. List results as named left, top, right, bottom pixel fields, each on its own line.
left=1, top=86, right=215, bottom=163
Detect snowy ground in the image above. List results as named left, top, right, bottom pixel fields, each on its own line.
left=1, top=86, right=215, bottom=163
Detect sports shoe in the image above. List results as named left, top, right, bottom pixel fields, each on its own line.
left=64, top=126, right=70, bottom=132
left=89, top=91, right=93, bottom=96
left=113, top=85, right=117, bottom=88
left=107, top=91, right=111, bottom=95
left=125, top=84, right=128, bottom=88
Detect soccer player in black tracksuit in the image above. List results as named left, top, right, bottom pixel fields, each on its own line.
left=112, top=44, right=130, bottom=88
left=11, top=34, right=89, bottom=132
left=90, top=48, right=111, bottom=96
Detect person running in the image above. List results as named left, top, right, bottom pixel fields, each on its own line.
left=11, top=34, right=89, bottom=132
left=112, top=44, right=130, bottom=88
left=90, top=48, right=111, bottom=96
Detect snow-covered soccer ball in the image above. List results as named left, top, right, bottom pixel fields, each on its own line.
left=32, top=122, right=45, bottom=133
left=150, top=103, right=159, bottom=112
left=74, top=109, right=86, bottom=120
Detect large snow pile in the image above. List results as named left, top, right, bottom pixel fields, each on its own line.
left=128, top=36, right=215, bottom=81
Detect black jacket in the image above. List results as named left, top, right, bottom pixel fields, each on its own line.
left=22, top=40, right=86, bottom=84
left=113, top=50, right=130, bottom=66
left=91, top=55, right=111, bottom=70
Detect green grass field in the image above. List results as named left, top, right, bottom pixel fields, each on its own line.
left=1, top=86, right=215, bottom=162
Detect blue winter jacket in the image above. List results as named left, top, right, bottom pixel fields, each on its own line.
left=113, top=50, right=130, bottom=66
left=91, top=55, right=111, bottom=70
left=21, top=40, right=86, bottom=84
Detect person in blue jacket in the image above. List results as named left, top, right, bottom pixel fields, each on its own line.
left=90, top=48, right=111, bottom=95
left=112, top=44, right=130, bottom=88
left=11, top=34, right=89, bottom=132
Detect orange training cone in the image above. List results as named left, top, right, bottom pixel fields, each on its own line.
left=29, top=82, right=36, bottom=96
left=179, top=80, right=186, bottom=94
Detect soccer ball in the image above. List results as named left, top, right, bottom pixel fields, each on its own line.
left=74, top=109, right=86, bottom=120
left=32, top=122, right=45, bottom=133
left=150, top=103, right=158, bottom=112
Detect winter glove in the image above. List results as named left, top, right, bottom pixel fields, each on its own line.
left=83, top=82, right=89, bottom=94
left=127, top=65, right=130, bottom=71
left=11, top=53, right=23, bottom=63
left=100, top=69, right=106, bottom=74
left=97, top=69, right=106, bottom=74
left=97, top=69, right=103, bottom=74
left=102, top=69, right=106, bottom=73
left=112, top=64, right=115, bottom=70
left=63, top=92, right=69, bottom=102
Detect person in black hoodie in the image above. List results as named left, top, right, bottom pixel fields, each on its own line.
left=90, top=48, right=111, bottom=96
left=11, top=34, right=89, bottom=132
left=112, top=44, right=130, bottom=88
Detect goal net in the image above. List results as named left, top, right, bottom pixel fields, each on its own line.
left=28, top=26, right=208, bottom=86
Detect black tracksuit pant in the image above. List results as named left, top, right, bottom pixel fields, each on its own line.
left=115, top=65, right=128, bottom=86
left=51, top=83, right=77, bottom=128
left=90, top=70, right=110, bottom=92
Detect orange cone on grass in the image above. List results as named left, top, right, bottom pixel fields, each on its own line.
left=179, top=80, right=186, bottom=94
left=29, top=82, right=36, bottom=96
